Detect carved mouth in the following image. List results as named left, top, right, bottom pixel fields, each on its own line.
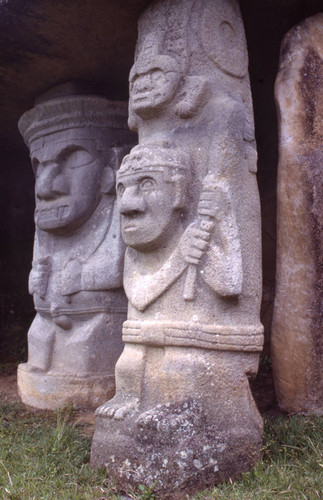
left=133, top=94, right=150, bottom=103
left=123, top=221, right=138, bottom=231
left=122, top=214, right=146, bottom=231
left=36, top=205, right=69, bottom=223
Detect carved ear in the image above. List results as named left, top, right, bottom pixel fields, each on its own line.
left=172, top=174, right=186, bottom=209
left=102, top=145, right=135, bottom=194
left=128, top=108, right=140, bottom=132
left=175, top=76, right=209, bottom=119
left=101, top=166, right=116, bottom=195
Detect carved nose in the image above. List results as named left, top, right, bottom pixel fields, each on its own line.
left=36, top=165, right=66, bottom=200
left=119, top=187, right=145, bottom=215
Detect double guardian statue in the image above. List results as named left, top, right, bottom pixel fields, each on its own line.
left=91, top=0, right=264, bottom=496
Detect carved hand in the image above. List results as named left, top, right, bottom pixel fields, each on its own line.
left=179, top=223, right=211, bottom=265
left=198, top=183, right=230, bottom=221
left=29, top=257, right=51, bottom=298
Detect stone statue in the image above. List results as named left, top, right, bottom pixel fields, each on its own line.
left=95, top=141, right=257, bottom=413
left=272, top=13, right=323, bottom=415
left=91, top=0, right=264, bottom=496
left=17, top=93, right=135, bottom=409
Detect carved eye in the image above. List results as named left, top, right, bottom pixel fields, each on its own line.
left=132, top=72, right=150, bottom=91
left=117, top=183, right=125, bottom=196
left=140, top=178, right=155, bottom=191
left=62, top=149, right=94, bottom=169
left=150, top=70, right=165, bottom=84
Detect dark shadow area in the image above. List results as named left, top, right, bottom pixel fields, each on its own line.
left=0, top=148, right=34, bottom=362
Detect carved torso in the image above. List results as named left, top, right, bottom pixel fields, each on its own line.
left=31, top=197, right=127, bottom=322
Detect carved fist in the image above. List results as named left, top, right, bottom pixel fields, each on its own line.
left=198, top=183, right=230, bottom=220
left=179, top=223, right=211, bottom=265
left=29, top=257, right=51, bottom=298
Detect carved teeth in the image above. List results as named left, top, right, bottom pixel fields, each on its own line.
left=134, top=95, right=149, bottom=101
left=37, top=205, right=68, bottom=222
left=58, top=205, right=68, bottom=221
left=40, top=207, right=58, bottom=221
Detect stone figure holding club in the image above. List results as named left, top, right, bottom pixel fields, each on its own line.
left=92, top=142, right=263, bottom=490
left=91, top=0, right=264, bottom=495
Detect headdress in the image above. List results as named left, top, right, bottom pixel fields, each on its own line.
left=19, top=96, right=129, bottom=147
left=118, top=143, right=189, bottom=178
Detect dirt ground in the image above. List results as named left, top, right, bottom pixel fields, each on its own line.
left=0, top=363, right=96, bottom=436
left=0, top=368, right=20, bottom=403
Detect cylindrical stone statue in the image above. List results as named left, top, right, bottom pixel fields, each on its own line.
left=17, top=92, right=135, bottom=409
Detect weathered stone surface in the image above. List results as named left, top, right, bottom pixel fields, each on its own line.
left=17, top=89, right=135, bottom=409
left=272, top=14, right=323, bottom=415
left=92, top=351, right=262, bottom=496
left=91, top=0, right=264, bottom=496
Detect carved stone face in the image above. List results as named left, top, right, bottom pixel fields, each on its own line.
left=117, top=169, right=180, bottom=252
left=130, top=65, right=180, bottom=117
left=31, top=130, right=104, bottom=235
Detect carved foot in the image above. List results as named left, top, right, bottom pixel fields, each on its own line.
left=19, top=363, right=46, bottom=374
left=136, top=400, right=203, bottom=433
left=136, top=407, right=163, bottom=429
left=95, top=397, right=139, bottom=420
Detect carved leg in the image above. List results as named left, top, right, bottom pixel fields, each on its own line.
left=52, top=312, right=124, bottom=376
left=95, top=343, right=146, bottom=419
left=160, top=346, right=210, bottom=402
left=26, top=313, right=55, bottom=372
left=159, top=347, right=262, bottom=428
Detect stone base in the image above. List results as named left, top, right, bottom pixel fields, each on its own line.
left=91, top=398, right=263, bottom=498
left=17, top=362, right=115, bottom=410
left=91, top=348, right=263, bottom=497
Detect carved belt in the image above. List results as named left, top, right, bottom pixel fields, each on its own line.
left=122, top=320, right=264, bottom=352
left=36, top=306, right=127, bottom=316
left=34, top=306, right=127, bottom=330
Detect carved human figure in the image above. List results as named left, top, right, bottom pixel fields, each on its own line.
left=95, top=144, right=245, bottom=417
left=17, top=95, right=135, bottom=409
left=92, top=144, right=263, bottom=484
left=128, top=37, right=209, bottom=141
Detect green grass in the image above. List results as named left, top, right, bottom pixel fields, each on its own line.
left=0, top=400, right=322, bottom=500
left=196, top=416, right=323, bottom=500
left=0, top=402, right=119, bottom=499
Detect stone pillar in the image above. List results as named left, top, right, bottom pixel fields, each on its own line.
left=272, top=14, right=323, bottom=415
left=91, top=0, right=264, bottom=496
left=17, top=91, right=135, bottom=409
